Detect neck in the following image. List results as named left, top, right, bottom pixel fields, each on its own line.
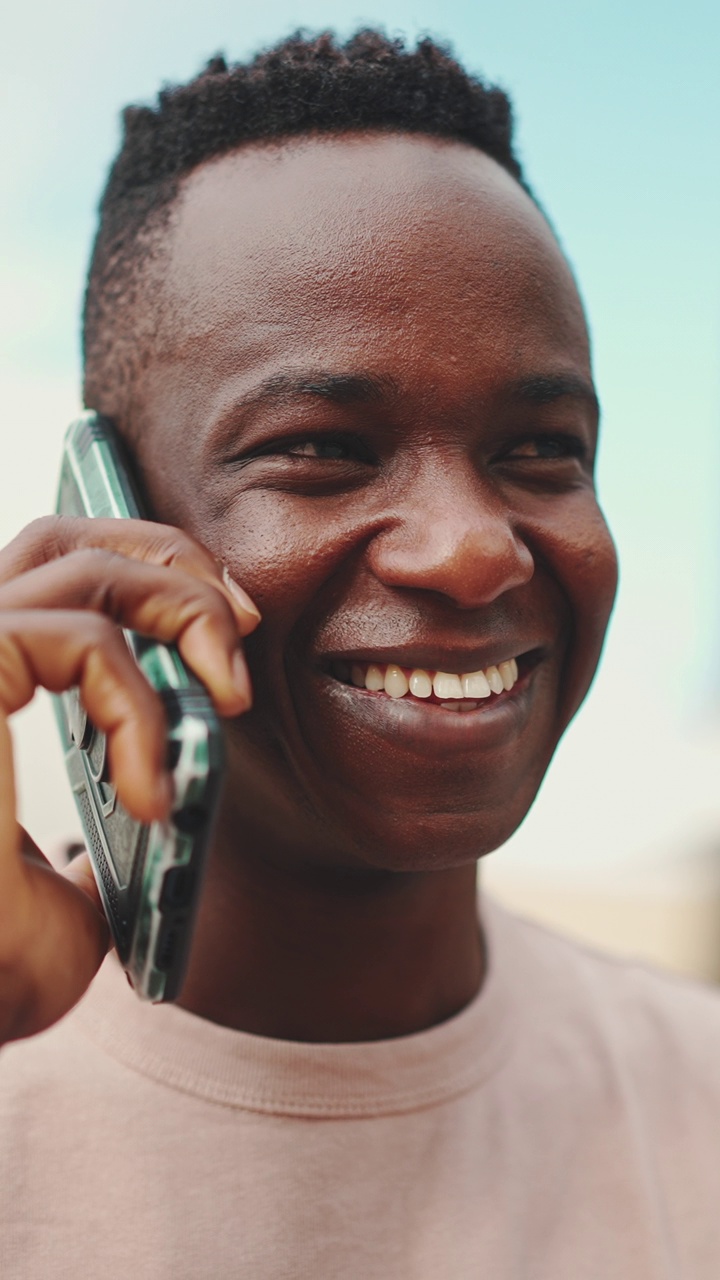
left=178, top=841, right=484, bottom=1043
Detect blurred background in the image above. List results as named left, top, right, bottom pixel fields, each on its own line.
left=1, top=0, right=719, bottom=979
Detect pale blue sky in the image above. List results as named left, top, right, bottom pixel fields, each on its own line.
left=1, top=0, right=718, bottom=863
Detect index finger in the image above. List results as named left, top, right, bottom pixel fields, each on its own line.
left=0, top=516, right=260, bottom=635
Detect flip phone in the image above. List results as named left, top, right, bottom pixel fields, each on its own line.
left=53, top=411, right=225, bottom=1001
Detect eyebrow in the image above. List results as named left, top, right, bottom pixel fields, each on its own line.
left=506, top=372, right=600, bottom=414
left=216, top=366, right=599, bottom=436
left=239, top=369, right=400, bottom=409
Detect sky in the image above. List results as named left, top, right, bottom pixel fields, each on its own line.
left=1, top=0, right=719, bottom=872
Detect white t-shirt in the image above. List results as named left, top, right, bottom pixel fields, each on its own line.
left=1, top=895, right=719, bottom=1278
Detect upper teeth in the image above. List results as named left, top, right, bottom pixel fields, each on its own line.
left=341, top=658, right=519, bottom=701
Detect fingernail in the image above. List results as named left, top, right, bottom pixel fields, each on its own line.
left=222, top=566, right=261, bottom=621
left=232, top=650, right=252, bottom=706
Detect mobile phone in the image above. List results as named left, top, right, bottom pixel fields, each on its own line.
left=53, top=411, right=225, bottom=1002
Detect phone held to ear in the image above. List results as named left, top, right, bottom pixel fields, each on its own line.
left=53, top=412, right=225, bottom=1002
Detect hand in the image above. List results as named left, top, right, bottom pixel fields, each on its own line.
left=0, top=515, right=260, bottom=1045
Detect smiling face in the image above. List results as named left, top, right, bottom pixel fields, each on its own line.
left=129, top=132, right=617, bottom=874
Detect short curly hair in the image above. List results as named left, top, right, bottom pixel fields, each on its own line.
left=83, top=29, right=528, bottom=422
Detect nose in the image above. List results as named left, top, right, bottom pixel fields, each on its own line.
left=366, top=465, right=534, bottom=608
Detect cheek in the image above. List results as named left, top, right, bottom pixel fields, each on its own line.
left=199, top=491, right=379, bottom=623
left=537, top=499, right=618, bottom=725
left=563, top=507, right=619, bottom=634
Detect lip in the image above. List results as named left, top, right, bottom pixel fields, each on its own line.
left=310, top=659, right=540, bottom=757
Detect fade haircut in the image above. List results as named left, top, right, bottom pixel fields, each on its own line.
left=83, top=28, right=528, bottom=424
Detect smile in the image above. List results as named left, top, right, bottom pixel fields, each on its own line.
left=329, top=657, right=520, bottom=712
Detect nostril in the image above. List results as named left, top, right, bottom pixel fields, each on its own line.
left=366, top=523, right=534, bottom=609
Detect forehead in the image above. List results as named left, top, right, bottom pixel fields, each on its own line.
left=158, top=133, right=589, bottom=366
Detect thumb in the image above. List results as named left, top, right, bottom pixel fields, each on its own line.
left=63, top=851, right=111, bottom=941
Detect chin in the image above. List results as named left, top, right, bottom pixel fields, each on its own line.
left=314, top=790, right=541, bottom=875
left=223, top=710, right=552, bottom=876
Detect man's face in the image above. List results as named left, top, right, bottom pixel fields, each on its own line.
left=131, top=133, right=617, bottom=873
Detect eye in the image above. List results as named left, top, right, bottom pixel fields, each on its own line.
left=255, top=431, right=375, bottom=466
left=503, top=434, right=588, bottom=462
left=230, top=430, right=377, bottom=489
left=285, top=438, right=358, bottom=460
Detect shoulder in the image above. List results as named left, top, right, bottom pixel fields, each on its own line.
left=484, top=899, right=720, bottom=1267
left=485, top=895, right=720, bottom=1092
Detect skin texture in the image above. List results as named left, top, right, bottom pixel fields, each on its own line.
left=0, top=132, right=617, bottom=1044
left=129, top=134, right=617, bottom=1037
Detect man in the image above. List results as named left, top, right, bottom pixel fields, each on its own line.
left=0, top=29, right=718, bottom=1278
